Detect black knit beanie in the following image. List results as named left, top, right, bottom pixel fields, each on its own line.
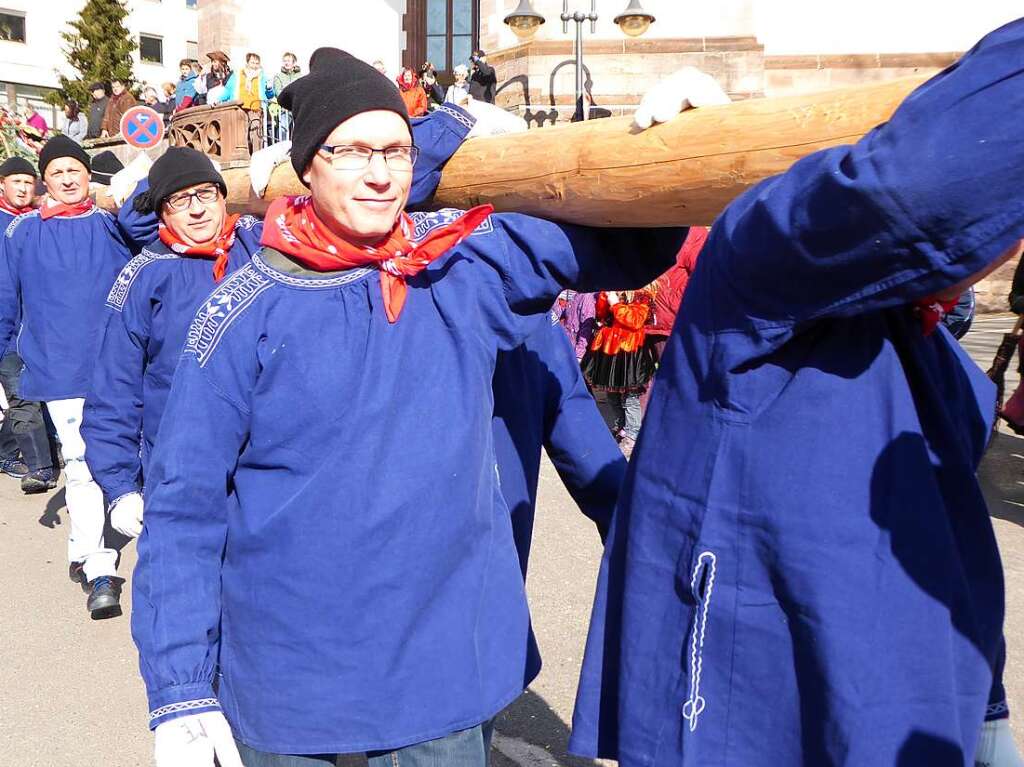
left=280, top=48, right=412, bottom=181
left=133, top=147, right=226, bottom=213
left=90, top=150, right=124, bottom=186
left=0, top=157, right=37, bottom=179
left=38, top=135, right=91, bottom=176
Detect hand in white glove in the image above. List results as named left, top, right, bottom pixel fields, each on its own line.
left=0, top=382, right=8, bottom=413
left=606, top=292, right=619, bottom=306
left=107, top=153, right=154, bottom=207
left=250, top=140, right=292, bottom=197
left=110, top=491, right=144, bottom=539
left=633, top=66, right=731, bottom=131
left=464, top=99, right=528, bottom=139
left=975, top=718, right=1024, bottom=767
left=154, top=711, right=243, bottom=767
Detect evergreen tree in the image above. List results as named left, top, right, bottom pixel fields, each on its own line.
left=47, top=0, right=137, bottom=108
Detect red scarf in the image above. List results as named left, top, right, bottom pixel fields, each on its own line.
left=0, top=198, right=31, bottom=217
left=40, top=196, right=93, bottom=220
left=158, top=214, right=241, bottom=282
left=914, top=296, right=959, bottom=336
left=261, top=195, right=493, bottom=323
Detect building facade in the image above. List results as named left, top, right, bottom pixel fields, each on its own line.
left=0, top=0, right=198, bottom=127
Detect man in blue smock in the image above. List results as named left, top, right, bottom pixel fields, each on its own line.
left=135, top=49, right=685, bottom=767
left=0, top=136, right=133, bottom=619
left=569, top=19, right=1024, bottom=767
left=82, top=102, right=489, bottom=548
left=0, top=157, right=56, bottom=492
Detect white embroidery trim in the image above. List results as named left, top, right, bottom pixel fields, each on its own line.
left=149, top=698, right=220, bottom=722
left=987, top=701, right=1009, bottom=718
left=251, top=251, right=375, bottom=289
left=106, top=250, right=179, bottom=310
left=435, top=104, right=476, bottom=132
left=682, top=550, right=717, bottom=733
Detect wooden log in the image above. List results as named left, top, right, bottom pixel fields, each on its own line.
left=108, top=74, right=932, bottom=226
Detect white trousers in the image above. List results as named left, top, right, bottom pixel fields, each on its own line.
left=46, top=398, right=116, bottom=581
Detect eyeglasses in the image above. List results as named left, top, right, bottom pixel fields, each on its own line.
left=318, top=144, right=419, bottom=172
left=164, top=185, right=221, bottom=211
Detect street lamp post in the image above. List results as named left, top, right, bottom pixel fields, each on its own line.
left=561, top=0, right=598, bottom=121
left=504, top=0, right=657, bottom=122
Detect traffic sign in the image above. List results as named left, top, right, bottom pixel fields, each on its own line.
left=120, top=106, right=165, bottom=149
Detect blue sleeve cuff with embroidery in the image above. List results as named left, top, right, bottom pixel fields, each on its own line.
left=986, top=700, right=1010, bottom=722
left=148, top=682, right=220, bottom=730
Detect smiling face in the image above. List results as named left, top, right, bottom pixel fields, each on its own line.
left=160, top=183, right=227, bottom=247
left=304, top=110, right=413, bottom=246
left=2, top=173, right=35, bottom=208
left=111, top=80, right=125, bottom=96
left=43, top=158, right=89, bottom=205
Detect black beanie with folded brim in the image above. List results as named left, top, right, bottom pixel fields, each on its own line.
left=133, top=146, right=226, bottom=214
left=0, top=156, right=37, bottom=179
left=281, top=48, right=412, bottom=183
left=38, top=135, right=91, bottom=177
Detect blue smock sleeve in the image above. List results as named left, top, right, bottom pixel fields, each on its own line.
left=0, top=223, right=23, bottom=355
left=82, top=285, right=150, bottom=503
left=489, top=213, right=686, bottom=320
left=117, top=178, right=158, bottom=252
left=538, top=322, right=625, bottom=535
left=712, top=18, right=1024, bottom=327
left=408, top=104, right=475, bottom=208
left=232, top=215, right=264, bottom=258
left=131, top=307, right=255, bottom=729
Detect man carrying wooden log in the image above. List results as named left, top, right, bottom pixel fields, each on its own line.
left=132, top=48, right=689, bottom=767
left=569, top=17, right=1024, bottom=767
left=81, top=103, right=482, bottom=556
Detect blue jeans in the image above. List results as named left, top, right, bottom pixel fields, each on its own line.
left=235, top=722, right=493, bottom=767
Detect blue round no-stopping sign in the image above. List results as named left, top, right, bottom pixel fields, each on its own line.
left=120, top=106, right=165, bottom=148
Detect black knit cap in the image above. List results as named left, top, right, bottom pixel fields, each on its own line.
left=280, top=48, right=412, bottom=181
left=90, top=150, right=124, bottom=186
left=133, top=147, right=226, bottom=214
left=0, top=157, right=37, bottom=179
left=38, top=135, right=91, bottom=176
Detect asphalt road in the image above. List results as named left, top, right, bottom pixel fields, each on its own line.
left=1, top=315, right=1023, bottom=766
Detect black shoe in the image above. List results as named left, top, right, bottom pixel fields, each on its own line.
left=86, top=576, right=122, bottom=620
left=0, top=456, right=28, bottom=479
left=21, top=467, right=57, bottom=494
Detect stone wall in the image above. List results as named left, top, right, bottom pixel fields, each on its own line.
left=763, top=51, right=959, bottom=97
left=488, top=36, right=764, bottom=127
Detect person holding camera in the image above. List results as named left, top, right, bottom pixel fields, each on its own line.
left=469, top=49, right=497, bottom=104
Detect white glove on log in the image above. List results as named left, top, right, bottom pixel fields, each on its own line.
left=154, top=711, right=243, bottom=767
left=107, top=153, right=154, bottom=207
left=633, top=66, right=731, bottom=130
left=110, top=491, right=144, bottom=539
left=250, top=140, right=293, bottom=197
left=464, top=98, right=528, bottom=139
left=975, top=718, right=1024, bottom=767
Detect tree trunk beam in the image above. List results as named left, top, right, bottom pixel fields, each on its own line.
left=168, top=74, right=932, bottom=227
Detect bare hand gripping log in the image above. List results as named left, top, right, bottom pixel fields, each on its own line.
left=170, top=74, right=931, bottom=227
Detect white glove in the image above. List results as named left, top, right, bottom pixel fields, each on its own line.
left=250, top=140, right=292, bottom=197
left=606, top=292, right=619, bottom=306
left=464, top=99, right=528, bottom=139
left=0, top=382, right=8, bottom=413
left=633, top=66, right=731, bottom=130
left=110, top=491, right=144, bottom=539
left=154, top=711, right=243, bottom=767
left=976, top=718, right=1024, bottom=767
left=107, top=153, right=153, bottom=206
